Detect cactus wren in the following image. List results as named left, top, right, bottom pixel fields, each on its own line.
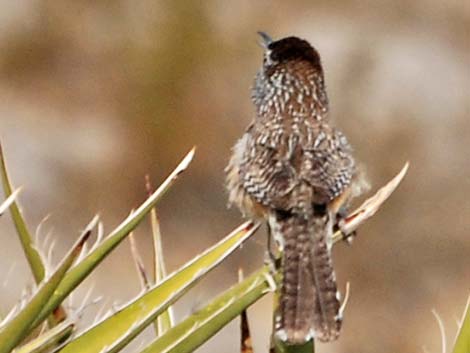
left=226, top=33, right=365, bottom=344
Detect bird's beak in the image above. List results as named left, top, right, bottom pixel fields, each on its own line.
left=257, top=31, right=273, bottom=49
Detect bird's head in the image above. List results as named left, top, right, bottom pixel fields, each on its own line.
left=257, top=32, right=323, bottom=76
left=252, top=32, right=329, bottom=117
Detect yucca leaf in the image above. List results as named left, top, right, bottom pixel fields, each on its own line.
left=139, top=265, right=273, bottom=353
left=12, top=320, right=74, bottom=353
left=0, top=223, right=91, bottom=353
left=57, top=221, right=259, bottom=353
left=453, top=296, right=470, bottom=353
left=0, top=144, right=68, bottom=325
left=30, top=148, right=195, bottom=330
left=135, top=163, right=409, bottom=353
left=336, top=162, right=409, bottom=238
left=0, top=143, right=45, bottom=284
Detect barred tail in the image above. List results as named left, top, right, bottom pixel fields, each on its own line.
left=272, top=209, right=341, bottom=344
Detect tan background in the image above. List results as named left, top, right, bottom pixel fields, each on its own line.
left=0, top=1, right=469, bottom=352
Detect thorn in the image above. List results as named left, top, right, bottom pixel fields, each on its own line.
left=42, top=230, right=54, bottom=256
left=175, top=147, right=196, bottom=176
left=77, top=283, right=96, bottom=314
left=47, top=239, right=57, bottom=265
left=91, top=222, right=104, bottom=251
left=453, top=315, right=461, bottom=330
left=76, top=242, right=89, bottom=263
left=454, top=294, right=470, bottom=342
left=2, top=262, right=16, bottom=288
left=145, top=174, right=153, bottom=196
left=82, top=215, right=100, bottom=244
left=339, top=282, right=351, bottom=317
left=238, top=268, right=244, bottom=282
left=128, top=231, right=151, bottom=290
left=431, top=309, right=447, bottom=353
left=34, top=213, right=52, bottom=244
left=0, top=187, right=22, bottom=215
left=93, top=300, right=109, bottom=325
left=77, top=295, right=103, bottom=320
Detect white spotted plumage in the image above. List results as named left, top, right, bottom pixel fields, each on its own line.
left=226, top=35, right=362, bottom=344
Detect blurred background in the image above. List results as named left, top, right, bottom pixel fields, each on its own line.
left=0, top=1, right=469, bottom=352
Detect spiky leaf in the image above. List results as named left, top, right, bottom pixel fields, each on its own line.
left=30, top=148, right=195, bottom=330
left=0, top=226, right=90, bottom=353
left=139, top=266, right=273, bottom=353
left=57, top=221, right=259, bottom=353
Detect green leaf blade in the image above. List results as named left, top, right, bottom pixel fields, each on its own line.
left=0, top=226, right=90, bottom=353
left=140, top=266, right=273, bottom=353
left=58, top=221, right=259, bottom=353
left=453, top=296, right=470, bottom=353
left=30, top=148, right=195, bottom=330
left=12, top=320, right=74, bottom=353
left=0, top=144, right=45, bottom=284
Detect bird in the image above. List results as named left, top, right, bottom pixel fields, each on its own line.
left=225, top=32, right=366, bottom=344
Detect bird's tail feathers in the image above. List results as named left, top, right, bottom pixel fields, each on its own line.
left=272, top=209, right=341, bottom=344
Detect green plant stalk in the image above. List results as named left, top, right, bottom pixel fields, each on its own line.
left=0, top=144, right=67, bottom=325
left=30, top=148, right=195, bottom=330
left=272, top=340, right=315, bottom=353
left=453, top=296, right=470, bottom=353
left=139, top=266, right=275, bottom=353
left=0, top=144, right=45, bottom=284
left=12, top=321, right=74, bottom=353
left=57, top=221, right=258, bottom=353
left=0, top=229, right=89, bottom=353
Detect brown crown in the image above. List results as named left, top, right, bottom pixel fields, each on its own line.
left=268, top=36, right=322, bottom=70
